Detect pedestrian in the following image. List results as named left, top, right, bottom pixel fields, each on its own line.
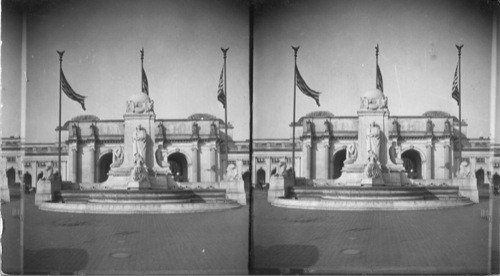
left=493, top=173, right=500, bottom=196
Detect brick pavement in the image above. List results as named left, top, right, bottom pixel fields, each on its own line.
left=2, top=186, right=499, bottom=275
left=251, top=187, right=498, bottom=275
left=2, top=192, right=249, bottom=275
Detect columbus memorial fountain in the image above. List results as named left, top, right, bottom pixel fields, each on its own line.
left=35, top=91, right=246, bottom=214
left=268, top=88, right=478, bottom=211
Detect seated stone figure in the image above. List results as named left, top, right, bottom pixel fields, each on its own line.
left=43, top=165, right=54, bottom=181
left=225, top=164, right=238, bottom=181
left=344, top=143, right=358, bottom=165
left=277, top=160, right=287, bottom=177
left=110, top=146, right=124, bottom=168
left=458, top=160, right=472, bottom=178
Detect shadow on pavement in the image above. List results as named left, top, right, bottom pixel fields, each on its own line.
left=23, top=248, right=89, bottom=275
left=252, top=244, right=318, bottom=275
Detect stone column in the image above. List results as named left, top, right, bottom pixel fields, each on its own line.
left=191, top=146, right=199, bottom=182
left=443, top=144, right=451, bottom=179
left=301, top=141, right=311, bottom=179
left=88, top=144, right=96, bottom=183
left=69, top=144, right=78, bottom=183
left=425, top=143, right=433, bottom=180
left=318, top=141, right=330, bottom=179
left=470, top=158, right=477, bottom=175
left=210, top=146, right=217, bottom=182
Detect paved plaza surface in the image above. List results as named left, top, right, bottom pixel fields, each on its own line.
left=2, top=187, right=249, bottom=275
left=252, top=187, right=499, bottom=275
left=2, top=185, right=499, bottom=275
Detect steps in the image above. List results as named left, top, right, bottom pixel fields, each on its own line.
left=38, top=189, right=241, bottom=214
left=271, top=186, right=474, bottom=211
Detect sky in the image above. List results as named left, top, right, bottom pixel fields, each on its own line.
left=2, top=0, right=250, bottom=142
left=253, top=0, right=495, bottom=140
left=1, top=0, right=498, bottom=143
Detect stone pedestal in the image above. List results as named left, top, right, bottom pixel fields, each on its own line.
left=221, top=179, right=246, bottom=205
left=127, top=179, right=151, bottom=190
left=1, top=172, right=10, bottom=203
left=360, top=176, right=385, bottom=186
left=455, top=177, right=479, bottom=203
left=356, top=109, right=390, bottom=167
left=268, top=176, right=286, bottom=202
left=35, top=178, right=61, bottom=205
left=335, top=91, right=392, bottom=186
left=123, top=113, right=156, bottom=168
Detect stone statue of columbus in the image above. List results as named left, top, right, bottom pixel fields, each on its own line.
left=133, top=125, right=147, bottom=165
left=366, top=122, right=380, bottom=161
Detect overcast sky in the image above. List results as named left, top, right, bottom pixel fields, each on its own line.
left=2, top=0, right=249, bottom=142
left=1, top=0, right=498, bottom=143
left=254, top=0, right=494, bottom=140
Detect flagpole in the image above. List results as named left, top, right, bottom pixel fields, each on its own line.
left=141, top=48, right=144, bottom=93
left=222, top=47, right=229, bottom=170
left=375, top=44, right=379, bottom=87
left=456, top=44, right=463, bottom=162
left=57, top=50, right=65, bottom=180
left=292, top=46, right=299, bottom=178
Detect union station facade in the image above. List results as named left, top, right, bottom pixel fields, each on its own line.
left=2, top=105, right=499, bottom=188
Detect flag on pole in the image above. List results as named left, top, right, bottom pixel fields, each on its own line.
left=376, top=64, right=383, bottom=92
left=295, top=65, right=321, bottom=106
left=142, top=68, right=149, bottom=95
left=451, top=63, right=460, bottom=105
left=60, top=68, right=86, bottom=110
left=217, top=67, right=226, bottom=108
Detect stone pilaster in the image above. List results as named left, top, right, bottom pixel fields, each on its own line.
left=88, top=143, right=96, bottom=183
left=470, top=158, right=477, bottom=175
left=69, top=144, right=78, bottom=183
left=425, top=143, right=433, bottom=180
left=317, top=140, right=330, bottom=179
left=301, top=141, right=312, bottom=179
left=210, top=146, right=218, bottom=182
left=191, top=145, right=199, bottom=182
left=443, top=144, right=451, bottom=179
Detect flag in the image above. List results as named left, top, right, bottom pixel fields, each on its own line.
left=451, top=63, right=460, bottom=105
left=142, top=68, right=149, bottom=95
left=217, top=67, right=226, bottom=108
left=295, top=65, right=321, bottom=106
left=376, top=64, right=383, bottom=92
left=60, top=69, right=86, bottom=110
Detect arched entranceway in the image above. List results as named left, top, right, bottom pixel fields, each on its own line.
left=6, top=168, right=16, bottom=186
left=24, top=172, right=32, bottom=191
left=168, top=152, right=188, bottom=182
left=98, top=152, right=113, bottom=183
left=332, top=149, right=346, bottom=179
left=257, top=168, right=266, bottom=187
left=243, top=171, right=251, bottom=191
left=402, top=149, right=422, bottom=179
left=476, top=168, right=485, bottom=186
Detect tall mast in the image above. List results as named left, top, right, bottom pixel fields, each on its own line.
left=222, top=48, right=229, bottom=168
left=57, top=50, right=65, bottom=180
left=140, top=48, right=144, bottom=93
left=456, top=44, right=463, bottom=162
left=291, top=46, right=299, bottom=177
